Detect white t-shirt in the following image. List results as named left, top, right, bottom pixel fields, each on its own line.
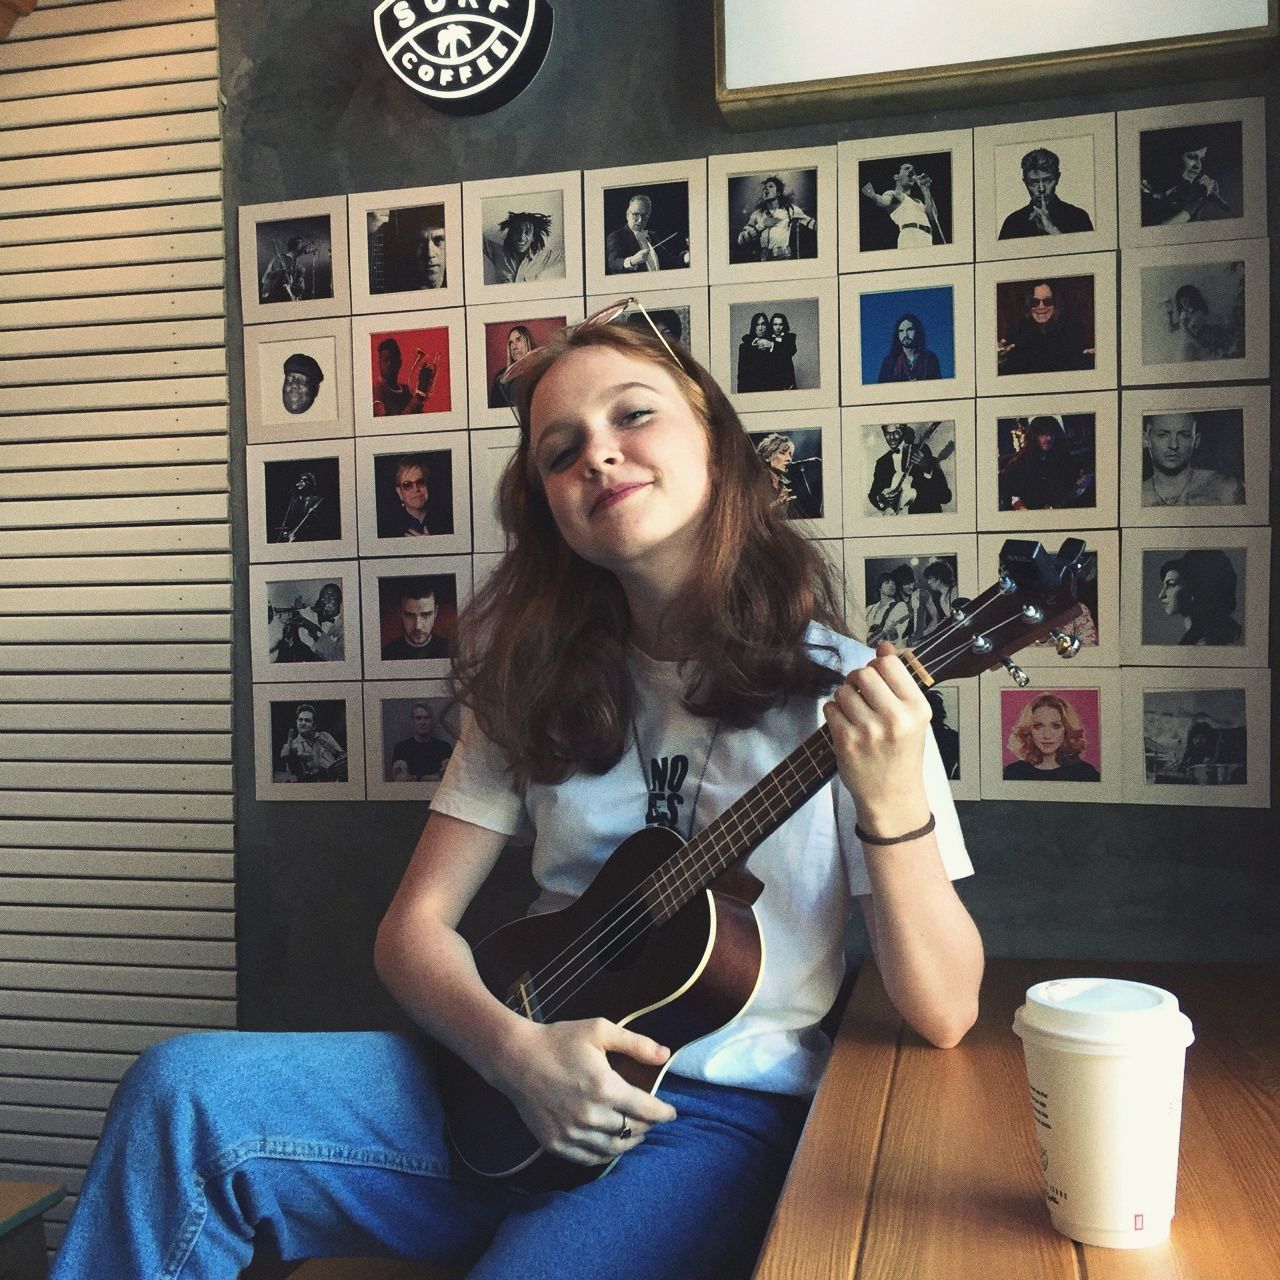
left=431, top=624, right=972, bottom=1097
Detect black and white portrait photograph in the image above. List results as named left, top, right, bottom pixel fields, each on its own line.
left=348, top=183, right=464, bottom=313
left=469, top=426, right=520, bottom=555
left=587, top=288, right=710, bottom=369
left=977, top=252, right=1116, bottom=395
left=361, top=556, right=472, bottom=680
left=253, top=682, right=364, bottom=802
left=247, top=439, right=357, bottom=564
left=842, top=400, right=974, bottom=537
left=583, top=158, right=708, bottom=295
left=846, top=536, right=976, bottom=652
left=239, top=196, right=350, bottom=324
left=708, top=146, right=836, bottom=284
left=1121, top=668, right=1269, bottom=808
left=740, top=410, right=842, bottom=537
left=1121, top=240, right=1269, bottom=385
left=462, top=170, right=584, bottom=303
left=839, top=129, right=973, bottom=271
left=248, top=560, right=362, bottom=683
left=1121, top=385, right=1267, bottom=527
left=356, top=433, right=471, bottom=559
left=731, top=303, right=815, bottom=393
left=364, top=681, right=461, bottom=800
left=974, top=114, right=1116, bottom=259
left=925, top=680, right=982, bottom=801
left=1118, top=97, right=1266, bottom=247
left=1122, top=527, right=1268, bottom=668
left=244, top=319, right=353, bottom=446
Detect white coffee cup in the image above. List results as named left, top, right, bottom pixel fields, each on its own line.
left=1013, top=977, right=1194, bottom=1248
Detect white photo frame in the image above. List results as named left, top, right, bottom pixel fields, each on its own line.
left=347, top=182, right=464, bottom=313
left=583, top=157, right=708, bottom=296
left=975, top=391, right=1118, bottom=532
left=246, top=438, right=358, bottom=564
left=1120, top=385, right=1267, bottom=528
left=979, top=529, right=1119, bottom=668
left=738, top=409, right=843, bottom=539
left=360, top=555, right=473, bottom=681
left=839, top=264, right=976, bottom=405
left=976, top=252, right=1117, bottom=396
left=364, top=679, right=460, bottom=802
left=462, top=170, right=584, bottom=305
left=838, top=128, right=974, bottom=272
left=928, top=677, right=980, bottom=802
left=349, top=308, right=468, bottom=434
left=1120, top=526, right=1269, bottom=668
left=585, top=287, right=711, bottom=370
left=244, top=318, right=353, bottom=446
left=355, top=432, right=472, bottom=559
left=248, top=560, right=362, bottom=683
left=469, top=426, right=520, bottom=555
left=973, top=113, right=1118, bottom=261
left=1118, top=97, right=1268, bottom=249
left=239, top=195, right=350, bottom=325
left=710, top=277, right=839, bottom=413
left=253, top=681, right=364, bottom=801
left=1120, top=238, right=1269, bottom=386
left=979, top=666, right=1122, bottom=802
left=1121, top=667, right=1270, bottom=809
left=840, top=400, right=976, bottom=538
left=708, top=145, right=837, bottom=285
left=465, top=298, right=581, bottom=429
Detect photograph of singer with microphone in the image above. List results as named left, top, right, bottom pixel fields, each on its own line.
left=997, top=147, right=1094, bottom=240
left=860, top=159, right=948, bottom=249
left=262, top=456, right=343, bottom=546
left=748, top=428, right=824, bottom=521
left=1138, top=122, right=1240, bottom=228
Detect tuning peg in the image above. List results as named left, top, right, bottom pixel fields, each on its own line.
left=1021, top=603, right=1045, bottom=624
left=1002, top=658, right=1030, bottom=687
left=1049, top=628, right=1081, bottom=658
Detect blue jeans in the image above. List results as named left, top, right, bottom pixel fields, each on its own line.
left=50, top=1031, right=807, bottom=1280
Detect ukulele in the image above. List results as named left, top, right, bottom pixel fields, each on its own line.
left=436, top=538, right=1088, bottom=1189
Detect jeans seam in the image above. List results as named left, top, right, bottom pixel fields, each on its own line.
left=199, top=1137, right=454, bottom=1181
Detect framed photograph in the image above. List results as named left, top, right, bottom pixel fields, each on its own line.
left=466, top=300, right=578, bottom=428
left=973, top=113, right=1117, bottom=260
left=347, top=182, right=464, bottom=313
left=364, top=679, right=461, bottom=801
left=462, top=170, right=584, bottom=304
left=1118, top=97, right=1267, bottom=248
left=1121, top=667, right=1269, bottom=808
left=253, top=682, right=364, bottom=801
left=244, top=318, right=353, bottom=446
left=1120, top=385, right=1267, bottom=528
left=355, top=433, right=471, bottom=559
left=1121, top=527, right=1269, bottom=668
left=470, top=426, right=520, bottom=555
left=975, top=391, right=1117, bottom=532
left=838, top=128, right=974, bottom=271
left=360, top=556, right=473, bottom=680
left=979, top=530, right=1119, bottom=668
left=979, top=667, right=1122, bottom=802
left=840, top=400, right=975, bottom=538
left=708, top=145, right=837, bottom=285
left=927, top=677, right=980, bottom=802
left=710, top=277, right=839, bottom=413
left=1120, top=239, right=1269, bottom=385
left=248, top=560, right=361, bottom=683
left=238, top=196, right=349, bottom=325
left=739, top=409, right=842, bottom=538
left=839, top=264, right=975, bottom=405
left=842, top=534, right=978, bottom=651
left=976, top=252, right=1117, bottom=396
left=585, top=288, right=711, bottom=370
left=349, top=308, right=467, bottom=434
left=246, top=439, right=358, bottom=564
left=584, top=157, right=707, bottom=296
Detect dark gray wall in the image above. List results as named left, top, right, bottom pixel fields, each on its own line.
left=220, top=1, right=1279, bottom=1032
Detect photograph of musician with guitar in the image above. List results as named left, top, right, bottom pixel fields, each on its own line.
left=867, top=420, right=954, bottom=516
left=255, top=214, right=334, bottom=305
left=273, top=699, right=350, bottom=783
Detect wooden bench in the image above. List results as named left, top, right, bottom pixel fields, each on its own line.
left=0, top=1182, right=67, bottom=1280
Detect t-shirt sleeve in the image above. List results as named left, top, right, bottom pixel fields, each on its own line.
left=429, top=711, right=530, bottom=840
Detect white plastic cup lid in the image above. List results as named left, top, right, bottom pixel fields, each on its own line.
left=1013, top=977, right=1194, bottom=1051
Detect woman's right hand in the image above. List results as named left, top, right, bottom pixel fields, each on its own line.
left=494, top=1016, right=678, bottom=1166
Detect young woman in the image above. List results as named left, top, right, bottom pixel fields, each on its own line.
left=1003, top=692, right=1100, bottom=782
left=50, top=312, right=981, bottom=1280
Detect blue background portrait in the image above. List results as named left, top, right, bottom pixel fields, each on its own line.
left=858, top=285, right=956, bottom=383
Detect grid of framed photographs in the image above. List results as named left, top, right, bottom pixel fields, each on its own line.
left=240, top=96, right=1270, bottom=806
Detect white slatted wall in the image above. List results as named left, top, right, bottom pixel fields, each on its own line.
left=0, top=0, right=233, bottom=1254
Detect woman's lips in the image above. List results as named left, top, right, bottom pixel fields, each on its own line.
left=591, top=483, right=648, bottom=515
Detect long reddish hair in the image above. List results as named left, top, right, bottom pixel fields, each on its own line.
left=450, top=322, right=846, bottom=787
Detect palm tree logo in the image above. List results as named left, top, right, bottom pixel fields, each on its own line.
left=437, top=23, right=471, bottom=59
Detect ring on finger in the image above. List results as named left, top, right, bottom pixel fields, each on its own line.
left=616, top=1120, right=633, bottom=1141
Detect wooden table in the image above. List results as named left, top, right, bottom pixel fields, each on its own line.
left=753, top=958, right=1279, bottom=1280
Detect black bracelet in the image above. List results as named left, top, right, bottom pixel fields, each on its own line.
left=854, top=812, right=936, bottom=846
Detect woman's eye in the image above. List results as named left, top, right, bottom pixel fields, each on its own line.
left=621, top=407, right=653, bottom=426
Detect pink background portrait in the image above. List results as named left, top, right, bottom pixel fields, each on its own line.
left=999, top=686, right=1103, bottom=770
